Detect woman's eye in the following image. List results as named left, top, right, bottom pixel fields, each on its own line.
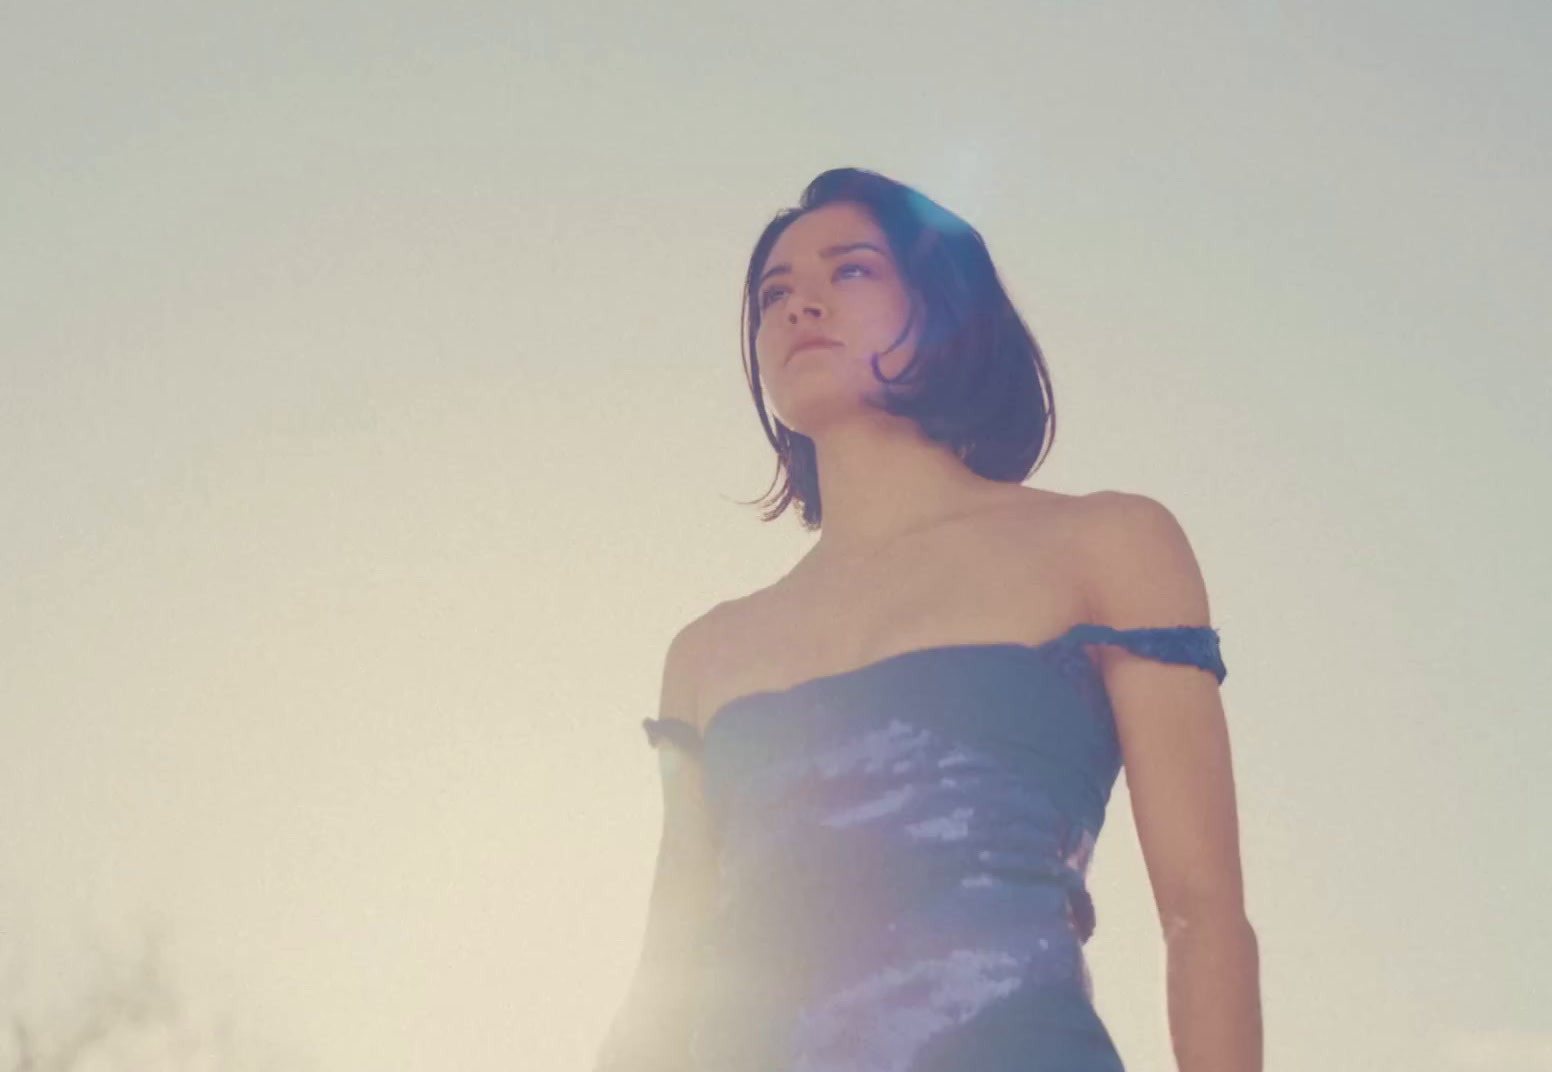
left=758, top=264, right=868, bottom=310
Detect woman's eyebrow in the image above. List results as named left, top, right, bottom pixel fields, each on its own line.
left=758, top=242, right=886, bottom=288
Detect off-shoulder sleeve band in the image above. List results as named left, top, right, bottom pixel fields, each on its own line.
left=641, top=716, right=704, bottom=757
left=1066, top=624, right=1227, bottom=684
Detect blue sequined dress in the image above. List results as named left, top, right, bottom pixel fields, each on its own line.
left=640, top=622, right=1226, bottom=1072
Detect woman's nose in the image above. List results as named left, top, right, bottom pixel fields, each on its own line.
left=787, top=296, right=824, bottom=321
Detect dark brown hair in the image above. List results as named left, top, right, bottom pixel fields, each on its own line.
left=737, top=167, right=1056, bottom=530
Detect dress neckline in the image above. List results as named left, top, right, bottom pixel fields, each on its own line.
left=697, top=621, right=1099, bottom=743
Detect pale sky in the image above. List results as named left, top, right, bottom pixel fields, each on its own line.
left=3, top=2, right=1549, bottom=1070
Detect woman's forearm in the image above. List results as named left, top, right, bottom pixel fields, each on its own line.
left=592, top=959, right=698, bottom=1072
left=1165, top=911, right=1262, bottom=1072
left=593, top=841, right=715, bottom=1072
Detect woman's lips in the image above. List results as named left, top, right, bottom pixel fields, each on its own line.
left=787, top=339, right=842, bottom=362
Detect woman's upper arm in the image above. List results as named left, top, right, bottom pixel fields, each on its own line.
left=1080, top=492, right=1248, bottom=932
left=627, top=620, right=719, bottom=989
left=594, top=619, right=724, bottom=1071
left=651, top=619, right=718, bottom=859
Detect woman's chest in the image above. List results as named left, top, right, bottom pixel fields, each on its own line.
left=695, top=503, right=1092, bottom=730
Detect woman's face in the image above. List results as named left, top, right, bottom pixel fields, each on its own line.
left=754, top=201, right=922, bottom=433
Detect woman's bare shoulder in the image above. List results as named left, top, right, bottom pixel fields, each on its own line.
left=661, top=599, right=752, bottom=729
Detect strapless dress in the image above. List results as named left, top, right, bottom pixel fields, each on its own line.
left=641, top=622, right=1227, bottom=1071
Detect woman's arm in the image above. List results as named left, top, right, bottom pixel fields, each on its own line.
left=1081, top=492, right=1263, bottom=1072
left=594, top=624, right=720, bottom=1072
left=594, top=821, right=717, bottom=1071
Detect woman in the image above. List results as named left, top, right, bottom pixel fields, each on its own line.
left=596, top=168, right=1261, bottom=1072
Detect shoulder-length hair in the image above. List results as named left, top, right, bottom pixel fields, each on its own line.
left=737, top=166, right=1057, bottom=530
